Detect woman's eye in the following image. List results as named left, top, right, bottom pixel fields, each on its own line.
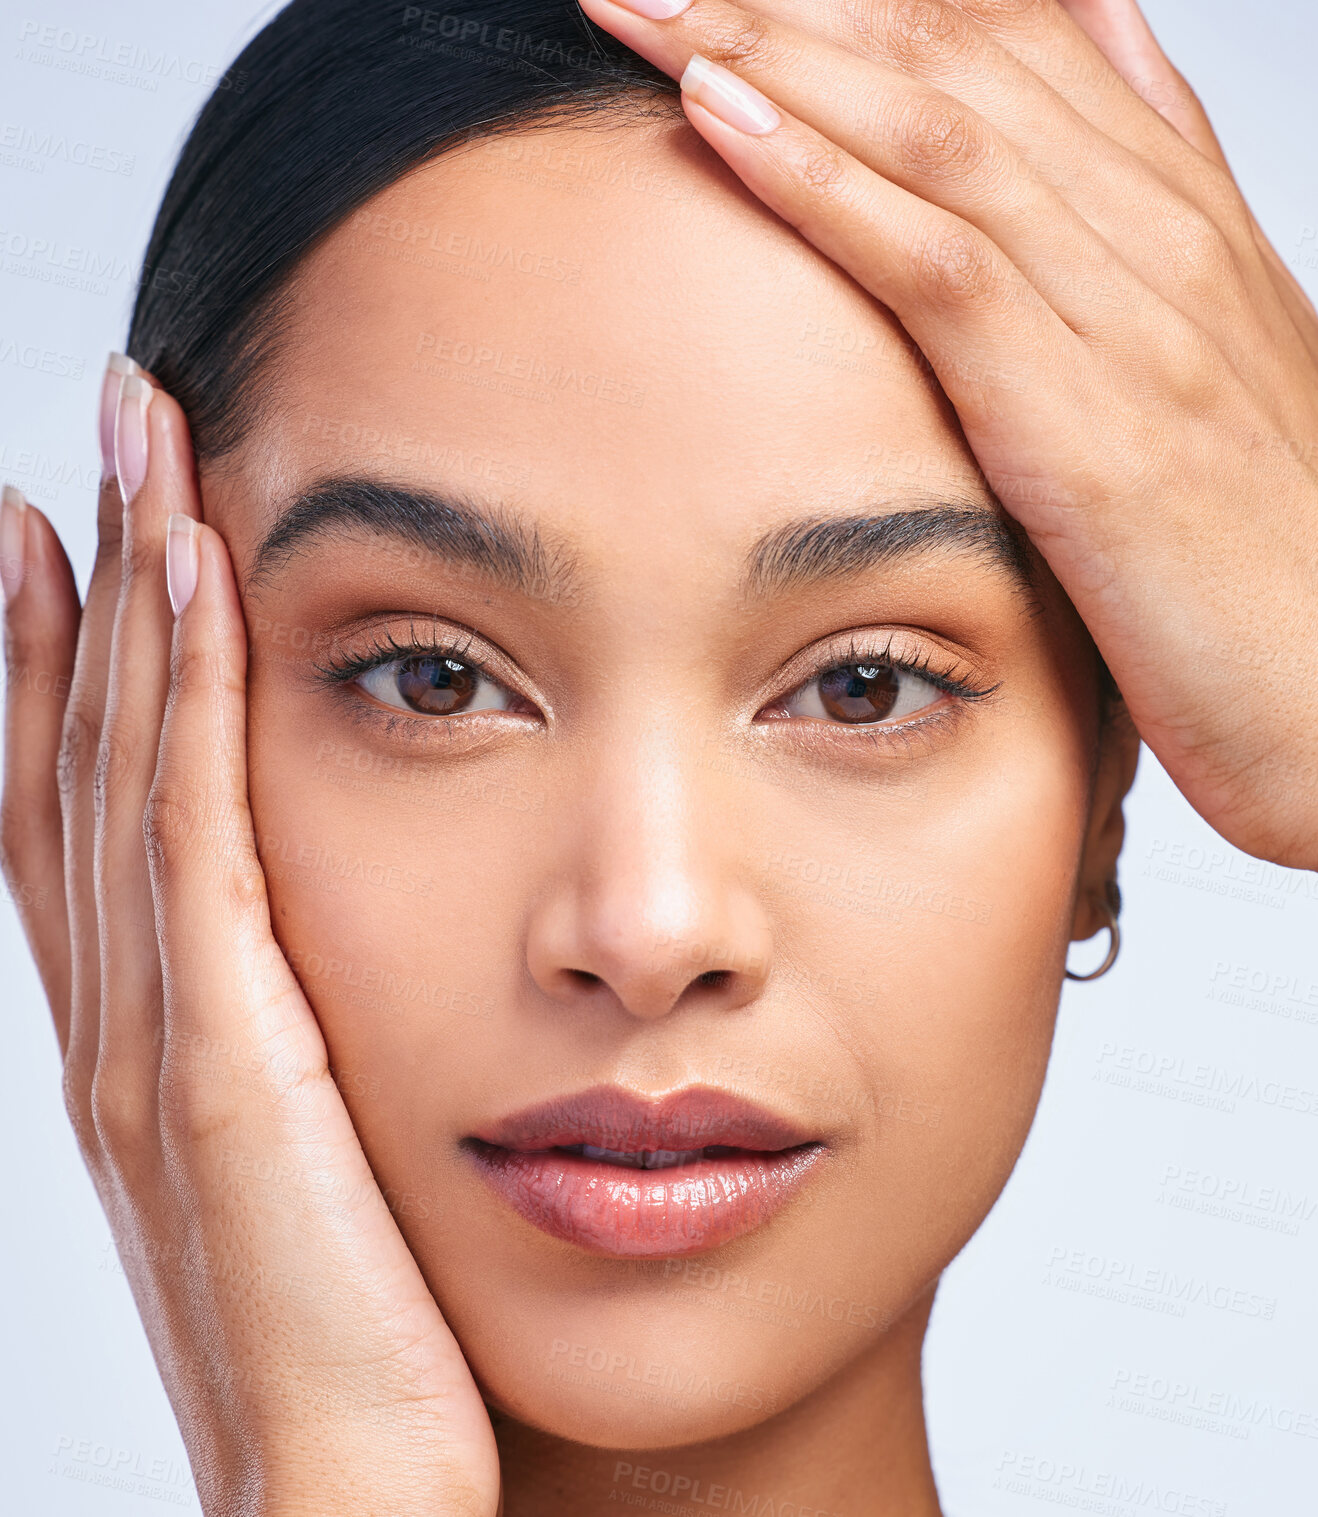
left=355, top=654, right=516, bottom=716
left=782, top=662, right=945, bottom=726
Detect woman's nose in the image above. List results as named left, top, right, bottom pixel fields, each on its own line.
left=523, top=740, right=774, bottom=1022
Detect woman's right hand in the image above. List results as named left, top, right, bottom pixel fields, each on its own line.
left=0, top=364, right=501, bottom=1517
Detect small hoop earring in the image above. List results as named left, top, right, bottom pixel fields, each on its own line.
left=1065, top=897, right=1121, bottom=982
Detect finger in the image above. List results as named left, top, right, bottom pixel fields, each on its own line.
left=145, top=518, right=327, bottom=1105
left=1252, top=226, right=1318, bottom=363
left=951, top=0, right=1318, bottom=368
left=58, top=358, right=139, bottom=1134
left=91, top=384, right=202, bottom=1149
left=1041, top=0, right=1318, bottom=364
left=724, top=1, right=1193, bottom=177
left=595, top=0, right=1157, bottom=336
left=591, top=0, right=1261, bottom=341
left=1051, top=0, right=1229, bottom=165
left=98, top=353, right=139, bottom=488
left=704, top=0, right=1263, bottom=292
left=2, top=487, right=80, bottom=1047
left=672, top=62, right=1087, bottom=464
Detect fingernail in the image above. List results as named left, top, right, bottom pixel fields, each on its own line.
left=99, top=352, right=139, bottom=481
left=1, top=484, right=29, bottom=606
left=680, top=53, right=781, bottom=135
left=115, top=373, right=153, bottom=505
left=166, top=513, right=200, bottom=617
left=606, top=0, right=694, bottom=16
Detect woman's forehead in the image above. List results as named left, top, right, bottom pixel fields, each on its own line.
left=236, top=115, right=982, bottom=547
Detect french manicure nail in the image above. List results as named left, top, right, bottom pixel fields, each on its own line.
left=680, top=53, right=781, bottom=135
left=99, top=352, right=139, bottom=481
left=1, top=484, right=29, bottom=606
left=166, top=513, right=200, bottom=617
left=606, top=0, right=694, bottom=17
left=115, top=373, right=153, bottom=505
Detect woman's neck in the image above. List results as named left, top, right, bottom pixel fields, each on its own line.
left=491, top=1286, right=943, bottom=1517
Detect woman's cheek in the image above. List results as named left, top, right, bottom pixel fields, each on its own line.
left=762, top=712, right=1090, bottom=1256
left=240, top=656, right=1092, bottom=1446
left=242, top=676, right=520, bottom=1124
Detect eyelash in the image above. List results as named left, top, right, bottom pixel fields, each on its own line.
left=310, top=624, right=1000, bottom=735
left=804, top=632, right=999, bottom=709
left=313, top=622, right=490, bottom=691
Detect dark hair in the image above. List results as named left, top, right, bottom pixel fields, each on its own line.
left=127, top=0, right=1124, bottom=733
left=127, top=0, right=679, bottom=463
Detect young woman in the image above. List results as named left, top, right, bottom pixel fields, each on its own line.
left=2, top=0, right=1315, bottom=1512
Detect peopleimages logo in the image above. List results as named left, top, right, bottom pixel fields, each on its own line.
left=1044, top=1244, right=1277, bottom=1320
left=16, top=21, right=247, bottom=92
left=547, top=1339, right=767, bottom=1412
left=258, top=833, right=434, bottom=897
left=993, top=1451, right=1226, bottom=1516
left=660, top=1258, right=887, bottom=1329
left=1110, top=1368, right=1318, bottom=1441
left=1095, top=1040, right=1318, bottom=1118
left=611, top=1460, right=844, bottom=1517
left=1159, top=1164, right=1318, bottom=1221
left=0, top=121, right=133, bottom=175
left=413, top=329, right=647, bottom=407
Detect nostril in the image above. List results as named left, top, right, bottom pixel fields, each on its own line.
left=696, top=970, right=730, bottom=988
left=566, top=968, right=602, bottom=987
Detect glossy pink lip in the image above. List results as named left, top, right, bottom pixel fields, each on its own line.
left=464, top=1084, right=827, bottom=1258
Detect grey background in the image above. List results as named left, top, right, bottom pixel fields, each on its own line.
left=1, top=1, right=1315, bottom=1511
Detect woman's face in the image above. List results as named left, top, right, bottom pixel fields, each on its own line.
left=205, top=114, right=1129, bottom=1449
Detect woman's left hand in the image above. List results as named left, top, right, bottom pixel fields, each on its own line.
left=575, top=0, right=1318, bottom=868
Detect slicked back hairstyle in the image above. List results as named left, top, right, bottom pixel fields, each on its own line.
left=126, top=0, right=678, bottom=462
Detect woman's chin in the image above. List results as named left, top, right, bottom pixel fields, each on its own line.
left=478, top=1364, right=780, bottom=1450
left=451, top=1286, right=864, bottom=1451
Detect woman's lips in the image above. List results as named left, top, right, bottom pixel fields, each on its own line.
left=463, top=1084, right=827, bottom=1258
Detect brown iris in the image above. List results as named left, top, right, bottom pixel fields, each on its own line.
left=396, top=655, right=480, bottom=715
left=817, top=664, right=901, bottom=723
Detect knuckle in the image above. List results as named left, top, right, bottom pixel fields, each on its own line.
left=1168, top=203, right=1239, bottom=290
left=93, top=723, right=141, bottom=816
left=892, top=93, right=991, bottom=182
left=61, top=1060, right=99, bottom=1155
left=700, top=10, right=776, bottom=73
left=226, top=843, right=269, bottom=916
left=157, top=1057, right=238, bottom=1149
left=910, top=221, right=998, bottom=302
left=840, top=0, right=884, bottom=49
left=881, top=0, right=975, bottom=69
left=90, top=1071, right=152, bottom=1156
left=1193, top=165, right=1253, bottom=243
left=144, top=767, right=257, bottom=912
left=1158, top=318, right=1228, bottom=400
left=795, top=138, right=851, bottom=196
left=168, top=634, right=243, bottom=705
left=2, top=626, right=32, bottom=679
left=433, top=1477, right=491, bottom=1517
left=56, top=702, right=101, bottom=807
left=92, top=527, right=123, bottom=583
left=119, top=523, right=158, bottom=588
left=141, top=780, right=195, bottom=866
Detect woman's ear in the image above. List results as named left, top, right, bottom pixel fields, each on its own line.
left=1072, top=699, right=1141, bottom=942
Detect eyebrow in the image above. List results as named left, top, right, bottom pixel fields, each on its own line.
left=244, top=476, right=580, bottom=602
left=245, top=477, right=1035, bottom=608
left=741, top=502, right=1036, bottom=601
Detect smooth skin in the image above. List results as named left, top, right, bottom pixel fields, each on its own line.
left=1, top=408, right=501, bottom=1513
left=0, top=1, right=1311, bottom=1515
left=574, top=0, right=1318, bottom=870
left=2, top=259, right=1113, bottom=1517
